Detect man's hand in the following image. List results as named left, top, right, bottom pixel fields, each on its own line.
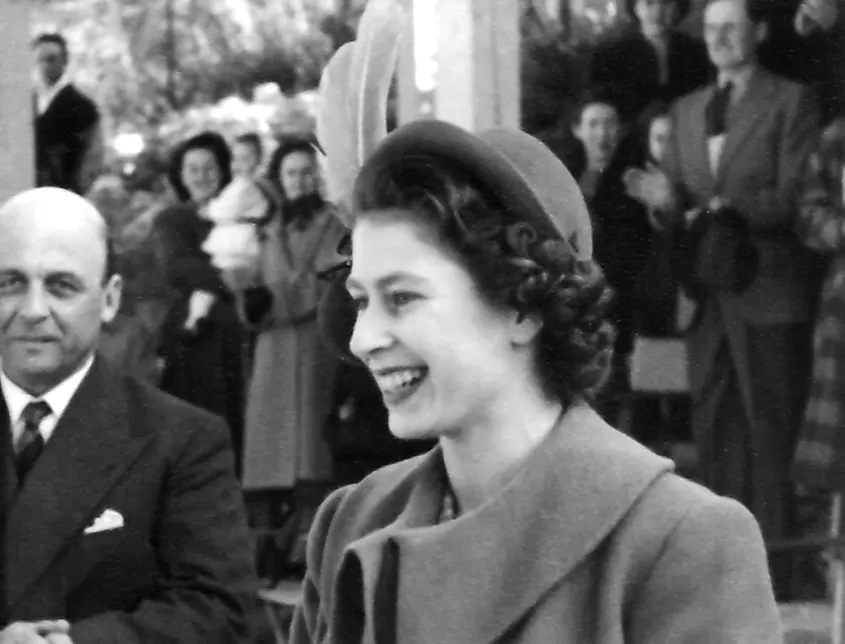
left=184, top=290, right=217, bottom=332
left=0, top=621, right=69, bottom=644
left=44, top=635, right=72, bottom=644
left=220, top=265, right=261, bottom=293
left=623, top=164, right=676, bottom=211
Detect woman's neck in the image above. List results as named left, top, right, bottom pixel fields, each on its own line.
left=440, top=387, right=563, bottom=514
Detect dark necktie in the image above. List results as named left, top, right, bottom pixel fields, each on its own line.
left=16, top=400, right=52, bottom=484
left=707, top=82, right=734, bottom=137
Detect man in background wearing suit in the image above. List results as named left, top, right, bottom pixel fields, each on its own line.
left=0, top=188, right=258, bottom=643
left=33, top=33, right=103, bottom=195
left=625, top=0, right=821, bottom=598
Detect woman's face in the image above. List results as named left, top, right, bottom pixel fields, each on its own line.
left=279, top=151, right=317, bottom=200
left=346, top=215, right=525, bottom=441
left=573, top=103, right=622, bottom=170
left=180, top=148, right=223, bottom=204
left=648, top=115, right=673, bottom=164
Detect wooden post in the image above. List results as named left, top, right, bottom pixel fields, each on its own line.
left=0, top=0, right=34, bottom=202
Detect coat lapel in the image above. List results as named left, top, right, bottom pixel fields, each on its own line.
left=715, top=71, right=775, bottom=185
left=685, top=88, right=717, bottom=195
left=340, top=404, right=673, bottom=644
left=0, top=398, right=17, bottom=522
left=2, top=358, right=154, bottom=612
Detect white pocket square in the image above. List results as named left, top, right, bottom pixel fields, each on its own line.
left=83, top=509, right=124, bottom=535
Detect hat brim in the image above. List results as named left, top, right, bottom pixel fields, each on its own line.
left=317, top=119, right=571, bottom=361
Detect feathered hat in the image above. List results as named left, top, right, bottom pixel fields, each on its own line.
left=315, top=0, right=593, bottom=360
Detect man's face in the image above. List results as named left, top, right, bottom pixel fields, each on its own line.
left=0, top=192, right=121, bottom=395
left=635, top=0, right=677, bottom=39
left=35, top=41, right=67, bottom=86
left=704, top=0, right=767, bottom=72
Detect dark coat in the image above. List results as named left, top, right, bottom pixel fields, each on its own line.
left=758, top=0, right=845, bottom=124
left=0, top=357, right=258, bottom=643
left=34, top=84, right=99, bottom=194
left=591, top=30, right=712, bottom=121
left=290, top=404, right=781, bottom=643
left=566, top=142, right=654, bottom=355
left=153, top=205, right=248, bottom=468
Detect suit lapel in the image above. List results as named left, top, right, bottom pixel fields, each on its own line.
left=2, top=358, right=154, bottom=612
left=0, top=397, right=17, bottom=522
left=715, top=71, right=775, bottom=185
left=686, top=87, right=718, bottom=194
left=342, top=405, right=674, bottom=643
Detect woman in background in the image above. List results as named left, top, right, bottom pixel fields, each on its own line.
left=154, top=131, right=248, bottom=472
left=225, top=138, right=346, bottom=576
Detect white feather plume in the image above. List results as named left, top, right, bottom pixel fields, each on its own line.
left=316, top=0, right=411, bottom=226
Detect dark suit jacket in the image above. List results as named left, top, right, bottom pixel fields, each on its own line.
left=664, top=69, right=821, bottom=403
left=591, top=30, right=712, bottom=121
left=1, top=357, right=258, bottom=643
left=34, top=84, right=99, bottom=194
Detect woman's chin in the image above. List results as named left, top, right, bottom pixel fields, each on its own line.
left=387, top=414, right=439, bottom=442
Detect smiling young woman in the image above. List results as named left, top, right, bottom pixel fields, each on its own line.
left=288, top=118, right=783, bottom=643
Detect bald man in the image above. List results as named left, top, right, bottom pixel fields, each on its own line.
left=0, top=188, right=258, bottom=643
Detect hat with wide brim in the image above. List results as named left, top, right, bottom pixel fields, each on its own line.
left=317, top=119, right=592, bottom=361
left=625, top=0, right=691, bottom=25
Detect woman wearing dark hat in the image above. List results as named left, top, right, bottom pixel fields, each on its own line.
left=591, top=0, right=712, bottom=122
left=232, top=137, right=346, bottom=493
left=152, top=131, right=248, bottom=473
left=291, top=116, right=781, bottom=642
left=289, top=4, right=778, bottom=638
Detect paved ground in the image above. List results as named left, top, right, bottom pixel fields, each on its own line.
left=782, top=603, right=835, bottom=644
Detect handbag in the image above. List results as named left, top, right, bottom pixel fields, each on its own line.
left=629, top=335, right=689, bottom=393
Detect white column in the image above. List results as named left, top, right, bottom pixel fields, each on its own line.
left=433, top=0, right=520, bottom=132
left=395, top=0, right=521, bottom=132
left=0, top=0, right=34, bottom=202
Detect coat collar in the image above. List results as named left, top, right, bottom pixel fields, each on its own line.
left=330, top=404, right=674, bottom=644
left=1, top=356, right=154, bottom=613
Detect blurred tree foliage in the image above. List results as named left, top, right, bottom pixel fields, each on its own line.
left=32, top=0, right=626, bottom=137
left=31, top=0, right=366, bottom=133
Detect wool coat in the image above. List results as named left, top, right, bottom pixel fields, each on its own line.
left=238, top=205, right=347, bottom=490
left=289, top=404, right=781, bottom=643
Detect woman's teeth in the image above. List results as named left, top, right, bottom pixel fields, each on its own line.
left=376, top=368, right=427, bottom=396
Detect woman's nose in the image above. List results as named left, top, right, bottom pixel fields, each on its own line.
left=349, top=306, right=393, bottom=361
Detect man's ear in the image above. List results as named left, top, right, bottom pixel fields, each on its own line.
left=101, top=274, right=123, bottom=325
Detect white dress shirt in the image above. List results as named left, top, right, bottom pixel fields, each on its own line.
left=34, top=71, right=72, bottom=115
left=708, top=66, right=756, bottom=176
left=1, top=354, right=95, bottom=450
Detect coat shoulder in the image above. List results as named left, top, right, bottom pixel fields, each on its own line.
left=619, top=467, right=763, bottom=561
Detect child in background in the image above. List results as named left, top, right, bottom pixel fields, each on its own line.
left=232, top=132, right=264, bottom=179
left=193, top=176, right=274, bottom=330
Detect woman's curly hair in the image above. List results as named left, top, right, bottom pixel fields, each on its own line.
left=352, top=154, right=617, bottom=406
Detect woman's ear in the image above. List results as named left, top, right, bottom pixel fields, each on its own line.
left=511, top=311, right=543, bottom=346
